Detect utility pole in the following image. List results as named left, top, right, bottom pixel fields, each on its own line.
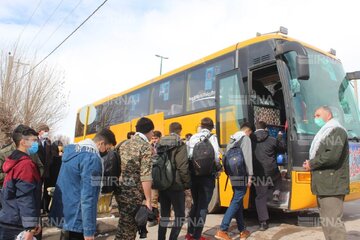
left=155, top=54, right=168, bottom=75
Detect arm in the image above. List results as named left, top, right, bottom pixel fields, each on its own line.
left=15, top=162, right=40, bottom=230
left=310, top=128, right=348, bottom=171
left=240, top=136, right=254, bottom=176
left=176, top=145, right=191, bottom=188
left=140, top=144, right=153, bottom=209
left=0, top=152, right=5, bottom=184
left=80, top=154, right=102, bottom=238
left=210, top=135, right=221, bottom=163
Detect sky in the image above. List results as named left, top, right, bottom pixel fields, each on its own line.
left=1, top=0, right=360, bottom=140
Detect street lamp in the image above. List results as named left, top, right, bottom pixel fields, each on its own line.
left=155, top=54, right=168, bottom=75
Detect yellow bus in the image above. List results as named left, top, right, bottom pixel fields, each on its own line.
left=74, top=27, right=360, bottom=213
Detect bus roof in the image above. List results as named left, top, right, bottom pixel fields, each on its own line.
left=78, top=33, right=338, bottom=111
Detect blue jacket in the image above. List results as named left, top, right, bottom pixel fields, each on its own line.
left=49, top=139, right=102, bottom=237
left=0, top=150, right=41, bottom=229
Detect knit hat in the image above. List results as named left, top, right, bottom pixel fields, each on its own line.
left=136, top=117, right=154, bottom=134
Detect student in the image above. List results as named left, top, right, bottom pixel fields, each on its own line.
left=50, top=128, right=116, bottom=240
left=158, top=122, right=190, bottom=240
left=0, top=125, right=42, bottom=240
left=215, top=123, right=253, bottom=240
left=186, top=117, right=221, bottom=240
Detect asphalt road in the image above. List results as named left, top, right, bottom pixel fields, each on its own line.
left=43, top=199, right=360, bottom=240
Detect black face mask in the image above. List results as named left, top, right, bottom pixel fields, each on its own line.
left=100, top=151, right=108, bottom=157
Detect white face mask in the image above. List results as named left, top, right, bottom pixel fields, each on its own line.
left=42, top=132, right=49, bottom=139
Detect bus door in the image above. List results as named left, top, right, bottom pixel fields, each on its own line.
left=215, top=69, right=251, bottom=208
left=248, top=62, right=291, bottom=209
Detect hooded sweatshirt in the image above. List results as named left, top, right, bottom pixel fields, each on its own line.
left=0, top=150, right=41, bottom=229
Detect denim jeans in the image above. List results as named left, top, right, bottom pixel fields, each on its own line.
left=158, top=190, right=185, bottom=240
left=220, top=186, right=247, bottom=232
left=187, top=176, right=215, bottom=239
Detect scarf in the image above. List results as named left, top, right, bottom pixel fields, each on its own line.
left=309, top=118, right=346, bottom=160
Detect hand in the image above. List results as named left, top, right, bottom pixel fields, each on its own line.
left=146, top=200, right=152, bottom=211
left=33, top=225, right=42, bottom=235
left=23, top=231, right=34, bottom=240
left=84, top=237, right=95, bottom=240
left=247, top=177, right=252, bottom=187
left=303, top=160, right=311, bottom=171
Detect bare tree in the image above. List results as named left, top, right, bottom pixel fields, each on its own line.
left=0, top=48, right=69, bottom=146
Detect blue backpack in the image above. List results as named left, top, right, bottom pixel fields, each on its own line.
left=223, top=136, right=247, bottom=177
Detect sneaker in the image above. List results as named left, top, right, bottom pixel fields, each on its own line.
left=259, top=221, right=269, bottom=231
left=239, top=229, right=251, bottom=239
left=273, top=193, right=280, bottom=202
left=215, top=230, right=232, bottom=240
left=185, top=233, right=194, bottom=240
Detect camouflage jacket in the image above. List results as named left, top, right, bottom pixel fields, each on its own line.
left=0, top=143, right=44, bottom=185
left=118, top=134, right=152, bottom=203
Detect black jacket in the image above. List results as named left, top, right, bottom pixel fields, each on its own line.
left=252, top=130, right=286, bottom=177
left=101, top=150, right=121, bottom=194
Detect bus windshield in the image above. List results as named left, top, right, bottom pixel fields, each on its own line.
left=284, top=48, right=360, bottom=138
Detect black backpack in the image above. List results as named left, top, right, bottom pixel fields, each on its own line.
left=223, top=137, right=246, bottom=177
left=152, top=145, right=175, bottom=191
left=191, top=134, right=215, bottom=176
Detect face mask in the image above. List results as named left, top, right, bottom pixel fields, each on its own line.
left=27, top=141, right=39, bottom=155
left=314, top=117, right=326, bottom=128
left=42, top=132, right=49, bottom=139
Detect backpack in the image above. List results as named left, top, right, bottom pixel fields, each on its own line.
left=223, top=136, right=246, bottom=177
left=152, top=145, right=175, bottom=191
left=191, top=134, right=215, bottom=176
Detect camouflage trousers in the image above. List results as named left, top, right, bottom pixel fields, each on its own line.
left=114, top=194, right=139, bottom=240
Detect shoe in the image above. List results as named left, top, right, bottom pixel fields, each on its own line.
left=259, top=221, right=269, bottom=231
left=215, top=230, right=232, bottom=240
left=185, top=233, right=194, bottom=240
left=273, top=193, right=280, bottom=202
left=199, top=236, right=210, bottom=240
left=239, top=229, right=251, bottom=239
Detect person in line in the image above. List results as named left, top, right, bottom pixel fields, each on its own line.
left=158, top=122, right=191, bottom=240
left=50, top=128, right=116, bottom=240
left=0, top=125, right=42, bottom=240
left=115, top=117, right=154, bottom=240
left=186, top=117, right=221, bottom=240
left=215, top=123, right=253, bottom=240
left=252, top=121, right=286, bottom=231
left=303, top=106, right=349, bottom=240
left=114, top=131, right=135, bottom=152
left=149, top=130, right=162, bottom=227
left=37, top=124, right=52, bottom=213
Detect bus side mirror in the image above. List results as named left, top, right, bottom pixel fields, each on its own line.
left=296, top=55, right=310, bottom=80
left=346, top=71, right=360, bottom=80
left=276, top=41, right=310, bottom=80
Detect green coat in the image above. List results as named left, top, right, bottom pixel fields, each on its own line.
left=0, top=143, right=44, bottom=185
left=310, top=127, right=350, bottom=196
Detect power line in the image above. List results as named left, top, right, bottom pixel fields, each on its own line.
left=15, top=0, right=43, bottom=49
left=27, top=0, right=66, bottom=49
left=38, top=0, right=83, bottom=51
left=20, top=0, right=110, bottom=80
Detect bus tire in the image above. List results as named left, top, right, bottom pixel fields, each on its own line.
left=208, top=180, right=223, bottom=214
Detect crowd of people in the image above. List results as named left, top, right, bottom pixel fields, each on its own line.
left=0, top=105, right=350, bottom=240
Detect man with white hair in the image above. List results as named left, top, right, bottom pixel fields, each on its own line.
left=303, top=106, right=349, bottom=240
